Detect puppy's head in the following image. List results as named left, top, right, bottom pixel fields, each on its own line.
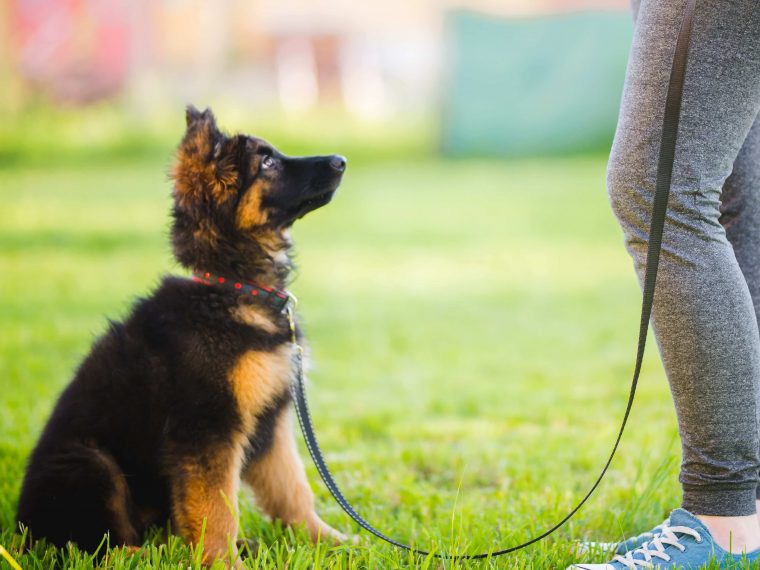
left=170, top=106, right=346, bottom=274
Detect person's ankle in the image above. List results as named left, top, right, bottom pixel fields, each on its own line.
left=695, top=513, right=760, bottom=554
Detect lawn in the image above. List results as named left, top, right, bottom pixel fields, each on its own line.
left=0, top=150, right=732, bottom=568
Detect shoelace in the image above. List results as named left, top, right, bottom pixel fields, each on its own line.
left=611, top=523, right=702, bottom=569
left=576, top=518, right=669, bottom=556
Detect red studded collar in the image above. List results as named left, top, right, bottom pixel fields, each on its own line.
left=192, top=270, right=292, bottom=312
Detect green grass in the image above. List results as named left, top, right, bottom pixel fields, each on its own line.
left=0, top=152, right=744, bottom=568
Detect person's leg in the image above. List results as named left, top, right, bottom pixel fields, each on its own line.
left=632, top=0, right=760, bottom=532
left=720, top=114, right=760, bottom=345
left=607, top=0, right=760, bottom=554
left=718, top=112, right=760, bottom=519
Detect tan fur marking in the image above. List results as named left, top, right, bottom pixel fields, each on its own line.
left=236, top=179, right=269, bottom=230
left=91, top=448, right=138, bottom=545
left=107, top=468, right=138, bottom=545
left=230, top=305, right=279, bottom=334
left=193, top=218, right=219, bottom=245
left=172, top=150, right=238, bottom=208
left=229, top=345, right=293, bottom=434
left=170, top=448, right=243, bottom=567
left=242, top=409, right=347, bottom=544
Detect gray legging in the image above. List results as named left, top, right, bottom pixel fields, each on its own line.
left=610, top=0, right=760, bottom=516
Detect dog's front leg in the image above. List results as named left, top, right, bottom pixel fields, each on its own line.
left=170, top=449, right=243, bottom=568
left=243, top=408, right=347, bottom=544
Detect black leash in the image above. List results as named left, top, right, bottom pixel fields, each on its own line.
left=289, top=0, right=697, bottom=557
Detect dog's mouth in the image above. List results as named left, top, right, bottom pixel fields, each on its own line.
left=298, top=189, right=335, bottom=215
left=279, top=185, right=338, bottom=227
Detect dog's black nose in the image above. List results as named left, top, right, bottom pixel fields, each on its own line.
left=329, top=155, right=347, bottom=172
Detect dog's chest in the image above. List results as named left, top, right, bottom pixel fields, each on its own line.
left=228, top=344, right=294, bottom=435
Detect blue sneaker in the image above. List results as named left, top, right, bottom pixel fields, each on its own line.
left=576, top=517, right=670, bottom=556
left=568, top=508, right=760, bottom=569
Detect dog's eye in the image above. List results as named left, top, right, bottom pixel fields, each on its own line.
left=261, top=155, right=276, bottom=169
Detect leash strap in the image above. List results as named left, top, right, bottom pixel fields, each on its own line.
left=290, top=0, right=697, bottom=557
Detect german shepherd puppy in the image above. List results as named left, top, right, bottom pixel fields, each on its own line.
left=16, top=106, right=348, bottom=566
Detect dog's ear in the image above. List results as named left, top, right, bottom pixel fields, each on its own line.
left=186, top=104, right=202, bottom=126
left=185, top=105, right=217, bottom=130
left=177, top=105, right=223, bottom=164
left=173, top=106, right=238, bottom=208
left=183, top=105, right=220, bottom=148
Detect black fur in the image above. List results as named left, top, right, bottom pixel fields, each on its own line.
left=15, top=106, right=346, bottom=553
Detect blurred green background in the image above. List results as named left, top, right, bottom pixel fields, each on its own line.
left=0, top=1, right=698, bottom=568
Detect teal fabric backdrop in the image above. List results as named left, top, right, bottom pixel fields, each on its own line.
left=442, top=10, right=634, bottom=156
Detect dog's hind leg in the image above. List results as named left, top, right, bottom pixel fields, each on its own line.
left=168, top=446, right=243, bottom=568
left=242, top=409, right=347, bottom=544
left=16, top=442, right=139, bottom=552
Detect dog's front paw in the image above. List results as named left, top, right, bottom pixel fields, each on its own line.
left=307, top=515, right=356, bottom=546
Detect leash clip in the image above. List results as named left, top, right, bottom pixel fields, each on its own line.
left=284, top=293, right=303, bottom=356
left=285, top=290, right=298, bottom=312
